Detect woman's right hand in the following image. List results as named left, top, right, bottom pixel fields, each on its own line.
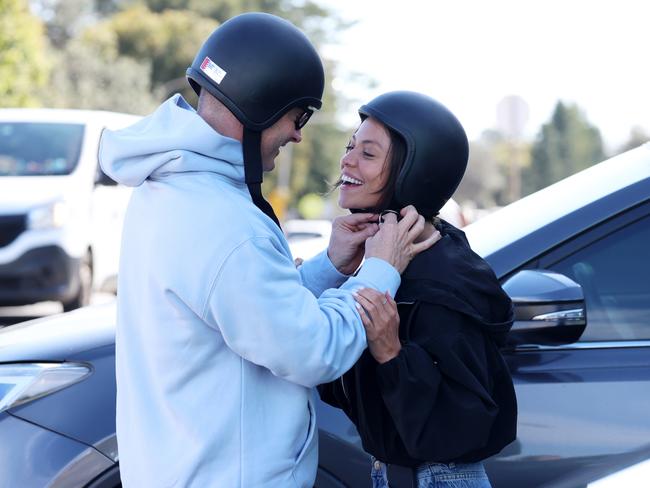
left=353, top=288, right=401, bottom=364
left=364, top=206, right=440, bottom=273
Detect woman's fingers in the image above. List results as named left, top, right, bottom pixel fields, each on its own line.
left=353, top=288, right=387, bottom=314
left=411, top=229, right=442, bottom=255
left=405, top=214, right=426, bottom=243
left=353, top=288, right=399, bottom=332
left=355, top=301, right=373, bottom=330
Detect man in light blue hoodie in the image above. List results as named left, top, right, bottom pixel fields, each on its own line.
left=99, top=12, right=438, bottom=488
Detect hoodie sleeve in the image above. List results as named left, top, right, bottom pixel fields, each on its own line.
left=298, top=250, right=349, bottom=297
left=376, top=303, right=499, bottom=461
left=204, top=236, right=400, bottom=387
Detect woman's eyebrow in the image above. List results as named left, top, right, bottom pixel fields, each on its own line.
left=359, top=139, right=386, bottom=149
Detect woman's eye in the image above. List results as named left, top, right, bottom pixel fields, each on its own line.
left=363, top=152, right=374, bottom=158
left=344, top=145, right=354, bottom=153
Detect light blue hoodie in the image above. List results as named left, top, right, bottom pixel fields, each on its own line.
left=99, top=95, right=400, bottom=488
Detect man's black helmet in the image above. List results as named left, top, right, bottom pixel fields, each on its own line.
left=359, top=91, right=469, bottom=219
left=186, top=13, right=325, bottom=228
left=186, top=12, right=324, bottom=131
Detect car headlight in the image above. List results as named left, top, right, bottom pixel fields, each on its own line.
left=27, top=201, right=69, bottom=230
left=0, top=363, right=91, bottom=413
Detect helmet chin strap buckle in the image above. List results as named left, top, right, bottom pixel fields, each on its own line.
left=349, top=207, right=402, bottom=225
left=379, top=209, right=400, bottom=223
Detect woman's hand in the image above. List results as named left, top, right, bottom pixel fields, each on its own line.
left=353, top=288, right=401, bottom=364
left=364, top=206, right=441, bottom=274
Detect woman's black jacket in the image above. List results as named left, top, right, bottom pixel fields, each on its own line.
left=318, top=220, right=517, bottom=466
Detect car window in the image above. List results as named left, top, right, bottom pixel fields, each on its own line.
left=549, top=214, right=650, bottom=341
left=0, top=122, right=85, bottom=176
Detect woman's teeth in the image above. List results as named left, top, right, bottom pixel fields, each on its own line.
left=341, top=175, right=363, bottom=185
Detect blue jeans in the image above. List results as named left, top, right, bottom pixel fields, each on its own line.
left=371, top=457, right=492, bottom=488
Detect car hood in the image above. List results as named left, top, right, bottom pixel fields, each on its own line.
left=0, top=302, right=116, bottom=362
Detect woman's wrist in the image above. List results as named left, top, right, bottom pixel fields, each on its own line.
left=372, top=342, right=402, bottom=364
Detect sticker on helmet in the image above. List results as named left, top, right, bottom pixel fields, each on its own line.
left=200, top=56, right=227, bottom=84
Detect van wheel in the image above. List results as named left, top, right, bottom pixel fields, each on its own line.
left=62, top=252, right=93, bottom=312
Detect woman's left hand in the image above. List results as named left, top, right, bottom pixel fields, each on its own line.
left=353, top=288, right=401, bottom=364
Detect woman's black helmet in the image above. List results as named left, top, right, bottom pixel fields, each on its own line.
left=359, top=91, right=469, bottom=219
left=186, top=13, right=325, bottom=226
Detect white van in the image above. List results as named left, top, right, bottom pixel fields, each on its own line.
left=0, top=108, right=140, bottom=310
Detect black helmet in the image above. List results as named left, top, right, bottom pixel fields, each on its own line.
left=186, top=13, right=325, bottom=227
left=359, top=91, right=469, bottom=219
left=186, top=12, right=324, bottom=130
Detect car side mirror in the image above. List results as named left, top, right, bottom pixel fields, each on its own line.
left=502, top=270, right=587, bottom=347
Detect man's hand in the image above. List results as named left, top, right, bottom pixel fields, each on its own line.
left=365, top=205, right=441, bottom=274
left=327, top=213, right=379, bottom=275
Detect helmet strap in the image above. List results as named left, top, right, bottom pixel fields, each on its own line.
left=242, top=128, right=281, bottom=228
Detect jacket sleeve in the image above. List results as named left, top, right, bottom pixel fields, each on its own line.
left=204, top=236, right=400, bottom=388
left=317, top=379, right=346, bottom=410
left=376, top=304, right=499, bottom=461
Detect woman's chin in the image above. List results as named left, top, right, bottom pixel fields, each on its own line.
left=339, top=195, right=377, bottom=211
left=338, top=196, right=350, bottom=210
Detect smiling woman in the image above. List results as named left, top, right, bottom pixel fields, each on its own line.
left=320, top=91, right=516, bottom=488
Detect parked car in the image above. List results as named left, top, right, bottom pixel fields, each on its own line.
left=0, top=108, right=140, bottom=311
left=285, top=218, right=332, bottom=260
left=588, top=453, right=650, bottom=488
left=1, top=142, right=649, bottom=487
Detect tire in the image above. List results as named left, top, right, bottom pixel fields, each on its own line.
left=62, top=251, right=93, bottom=312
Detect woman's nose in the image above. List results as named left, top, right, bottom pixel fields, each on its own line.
left=341, top=151, right=356, bottom=167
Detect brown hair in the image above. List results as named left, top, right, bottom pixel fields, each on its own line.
left=374, top=125, right=406, bottom=211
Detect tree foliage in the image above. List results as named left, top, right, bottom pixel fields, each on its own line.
left=522, top=101, right=604, bottom=195
left=84, top=5, right=218, bottom=101
left=0, top=0, right=49, bottom=107
left=455, top=129, right=512, bottom=208
left=30, top=0, right=94, bottom=48
left=615, top=126, right=649, bottom=154
left=39, top=36, right=157, bottom=113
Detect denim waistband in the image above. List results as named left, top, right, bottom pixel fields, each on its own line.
left=415, top=461, right=486, bottom=478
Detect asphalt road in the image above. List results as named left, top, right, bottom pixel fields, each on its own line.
left=0, top=293, right=115, bottom=328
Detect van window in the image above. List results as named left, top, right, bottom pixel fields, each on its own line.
left=0, top=122, right=85, bottom=176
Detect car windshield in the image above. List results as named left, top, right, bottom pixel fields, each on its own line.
left=0, top=122, right=85, bottom=176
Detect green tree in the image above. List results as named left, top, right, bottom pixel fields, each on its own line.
left=522, top=101, right=604, bottom=195
left=0, top=0, right=49, bottom=107
left=84, top=5, right=218, bottom=101
left=40, top=36, right=157, bottom=113
left=29, top=0, right=94, bottom=48
left=455, top=129, right=512, bottom=208
left=615, top=126, right=649, bottom=154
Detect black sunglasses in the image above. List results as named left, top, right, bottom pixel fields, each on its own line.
left=294, top=109, right=314, bottom=130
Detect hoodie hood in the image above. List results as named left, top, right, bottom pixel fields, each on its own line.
left=99, top=94, right=244, bottom=187
left=396, top=219, right=514, bottom=345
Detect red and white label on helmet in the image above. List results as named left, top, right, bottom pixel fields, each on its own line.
left=200, top=56, right=227, bottom=84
